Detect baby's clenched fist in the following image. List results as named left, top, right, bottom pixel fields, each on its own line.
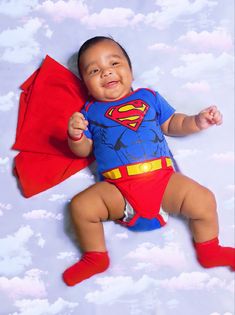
left=68, top=112, right=88, bottom=138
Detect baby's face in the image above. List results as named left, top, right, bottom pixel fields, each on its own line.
left=79, top=40, right=133, bottom=102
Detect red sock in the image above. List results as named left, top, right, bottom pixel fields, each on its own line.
left=194, top=237, right=235, bottom=270
left=62, top=251, right=110, bottom=286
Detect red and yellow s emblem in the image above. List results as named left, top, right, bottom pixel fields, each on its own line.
left=105, top=100, right=149, bottom=131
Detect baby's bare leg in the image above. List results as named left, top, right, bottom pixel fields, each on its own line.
left=162, top=172, right=235, bottom=270
left=162, top=172, right=218, bottom=242
left=70, top=181, right=125, bottom=251
left=63, top=182, right=125, bottom=286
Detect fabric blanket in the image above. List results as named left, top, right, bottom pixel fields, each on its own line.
left=12, top=55, right=93, bottom=197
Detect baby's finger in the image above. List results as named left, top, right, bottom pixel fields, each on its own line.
left=213, top=111, right=223, bottom=125
left=207, top=105, right=218, bottom=113
left=70, top=112, right=88, bottom=125
left=72, top=112, right=85, bottom=120
left=200, top=110, right=214, bottom=121
left=72, top=120, right=87, bottom=130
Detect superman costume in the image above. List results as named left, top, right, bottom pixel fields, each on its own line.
left=13, top=57, right=174, bottom=231
left=81, top=88, right=175, bottom=231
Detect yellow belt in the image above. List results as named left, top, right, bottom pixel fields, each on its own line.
left=102, top=158, right=172, bottom=180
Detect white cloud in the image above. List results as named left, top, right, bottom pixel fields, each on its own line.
left=48, top=194, right=66, bottom=202
left=43, top=24, right=53, bottom=38
left=171, top=52, right=233, bottom=80
left=210, top=151, right=234, bottom=162
left=162, top=228, right=179, bottom=242
left=174, top=149, right=201, bottom=160
left=23, top=209, right=63, bottom=220
left=182, top=80, right=210, bottom=92
left=115, top=232, right=129, bottom=240
left=37, top=0, right=89, bottom=21
left=159, top=271, right=228, bottom=290
left=0, top=0, right=39, bottom=17
left=56, top=252, right=76, bottom=260
left=0, top=226, right=34, bottom=276
left=0, top=157, right=10, bottom=164
left=0, top=269, right=46, bottom=299
left=85, top=272, right=233, bottom=305
left=145, top=0, right=217, bottom=29
left=85, top=275, right=155, bottom=305
left=0, top=0, right=217, bottom=33
left=81, top=7, right=137, bottom=29
left=78, top=0, right=216, bottom=31
left=0, top=92, right=15, bottom=111
left=37, top=1, right=145, bottom=28
left=133, top=262, right=153, bottom=270
left=0, top=156, right=10, bottom=173
left=0, top=157, right=9, bottom=166
left=126, top=242, right=187, bottom=270
left=0, top=202, right=12, bottom=216
left=0, top=18, right=42, bottom=63
left=137, top=66, right=164, bottom=88
left=70, top=169, right=95, bottom=180
left=11, top=297, right=78, bottom=315
left=35, top=233, right=46, bottom=248
left=178, top=28, right=233, bottom=52
left=130, top=13, right=145, bottom=26
left=148, top=42, right=177, bottom=53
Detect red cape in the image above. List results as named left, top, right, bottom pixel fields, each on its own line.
left=13, top=55, right=93, bottom=197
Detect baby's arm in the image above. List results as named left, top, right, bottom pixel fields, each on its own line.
left=161, top=105, right=223, bottom=136
left=67, top=112, right=93, bottom=157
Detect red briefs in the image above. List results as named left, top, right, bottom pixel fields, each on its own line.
left=103, top=157, right=174, bottom=231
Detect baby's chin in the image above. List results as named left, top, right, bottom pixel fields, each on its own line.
left=99, top=90, right=133, bottom=102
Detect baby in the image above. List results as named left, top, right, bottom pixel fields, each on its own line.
left=63, top=36, right=235, bottom=286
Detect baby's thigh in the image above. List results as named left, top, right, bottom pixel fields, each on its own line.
left=161, top=172, right=212, bottom=216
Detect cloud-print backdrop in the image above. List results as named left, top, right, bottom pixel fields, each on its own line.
left=0, top=1, right=234, bottom=315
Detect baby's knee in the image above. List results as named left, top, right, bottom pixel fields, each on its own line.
left=69, top=194, right=87, bottom=218
left=202, top=187, right=216, bottom=207
left=69, top=190, right=108, bottom=222
left=199, top=187, right=217, bottom=218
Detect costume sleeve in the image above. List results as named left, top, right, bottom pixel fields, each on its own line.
left=155, top=91, right=175, bottom=125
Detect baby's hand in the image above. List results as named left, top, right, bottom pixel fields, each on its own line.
left=68, top=112, right=88, bottom=138
left=195, top=106, right=223, bottom=130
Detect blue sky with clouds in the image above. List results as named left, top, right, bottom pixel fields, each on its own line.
left=0, top=1, right=234, bottom=315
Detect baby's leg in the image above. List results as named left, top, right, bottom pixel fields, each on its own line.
left=63, top=182, right=125, bottom=286
left=162, top=172, right=218, bottom=242
left=162, top=173, right=235, bottom=270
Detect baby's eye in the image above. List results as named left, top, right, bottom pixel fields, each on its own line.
left=89, top=68, right=99, bottom=75
left=112, top=61, right=119, bottom=66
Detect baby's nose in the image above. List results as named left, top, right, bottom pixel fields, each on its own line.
left=102, top=68, right=113, bottom=77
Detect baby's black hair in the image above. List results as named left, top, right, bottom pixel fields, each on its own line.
left=77, top=36, right=132, bottom=78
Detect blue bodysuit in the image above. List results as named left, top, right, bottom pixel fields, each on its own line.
left=82, top=88, right=175, bottom=231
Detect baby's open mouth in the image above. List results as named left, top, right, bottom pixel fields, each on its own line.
left=104, top=81, right=119, bottom=88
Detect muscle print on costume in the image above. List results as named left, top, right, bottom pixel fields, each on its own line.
left=82, top=88, right=175, bottom=175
